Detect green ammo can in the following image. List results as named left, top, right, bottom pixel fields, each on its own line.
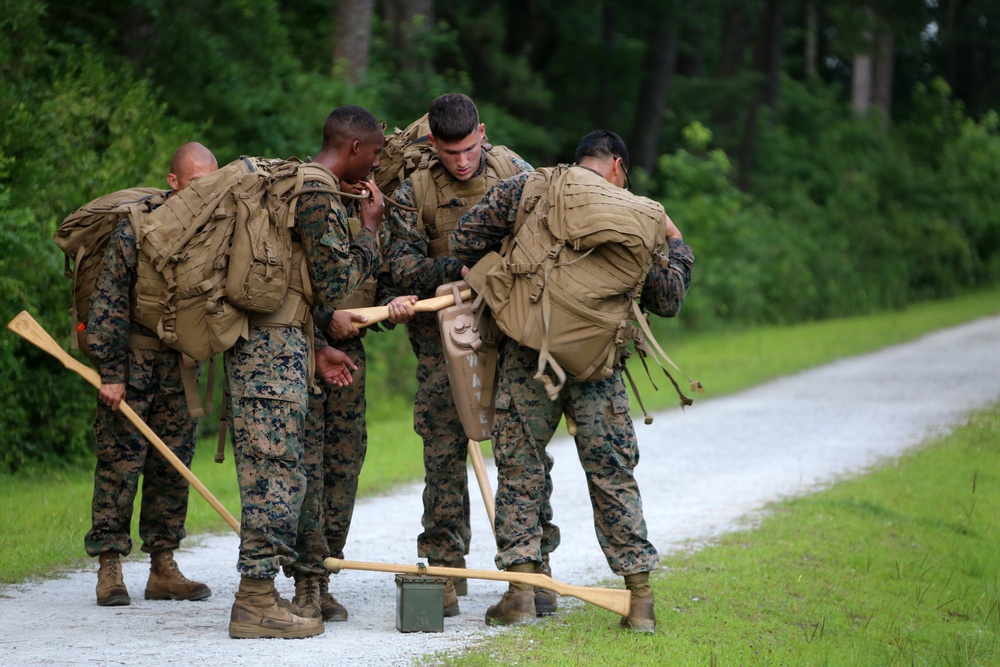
left=395, top=574, right=447, bottom=632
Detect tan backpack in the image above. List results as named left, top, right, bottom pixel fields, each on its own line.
left=466, top=165, right=697, bottom=410
left=373, top=114, right=434, bottom=197
left=133, top=156, right=341, bottom=361
left=54, top=187, right=168, bottom=354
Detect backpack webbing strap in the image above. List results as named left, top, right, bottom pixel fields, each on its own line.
left=630, top=300, right=701, bottom=408
left=533, top=249, right=568, bottom=401
left=622, top=364, right=654, bottom=425
left=126, top=333, right=210, bottom=418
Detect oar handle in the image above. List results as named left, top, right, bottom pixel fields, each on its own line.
left=342, top=289, right=472, bottom=329
left=7, top=311, right=241, bottom=535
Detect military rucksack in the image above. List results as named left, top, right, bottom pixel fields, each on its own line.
left=54, top=187, right=168, bottom=354
left=133, top=156, right=341, bottom=361
left=466, top=164, right=697, bottom=411
left=373, top=114, right=434, bottom=197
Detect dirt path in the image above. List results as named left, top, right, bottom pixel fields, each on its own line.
left=3, top=315, right=999, bottom=666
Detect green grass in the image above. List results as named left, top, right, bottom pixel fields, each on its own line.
left=438, top=403, right=1000, bottom=666
left=1, top=285, right=999, bottom=596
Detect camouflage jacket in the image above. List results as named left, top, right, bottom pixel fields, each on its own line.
left=294, top=182, right=382, bottom=335
left=86, top=220, right=156, bottom=384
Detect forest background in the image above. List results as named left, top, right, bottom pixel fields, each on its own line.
left=2, top=0, right=999, bottom=473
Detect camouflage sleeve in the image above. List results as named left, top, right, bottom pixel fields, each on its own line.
left=312, top=313, right=330, bottom=349
left=86, top=220, right=136, bottom=384
left=640, top=237, right=695, bottom=318
left=510, top=154, right=533, bottom=172
left=386, top=179, right=465, bottom=299
left=295, top=184, right=380, bottom=310
left=449, top=172, right=530, bottom=265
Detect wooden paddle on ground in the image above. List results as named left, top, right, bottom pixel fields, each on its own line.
left=324, top=557, right=631, bottom=617
left=7, top=311, right=241, bottom=536
left=342, top=289, right=472, bottom=329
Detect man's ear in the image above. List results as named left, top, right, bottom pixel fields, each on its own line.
left=166, top=172, right=180, bottom=192
left=427, top=133, right=437, bottom=149
left=478, top=123, right=486, bottom=140
left=350, top=138, right=362, bottom=155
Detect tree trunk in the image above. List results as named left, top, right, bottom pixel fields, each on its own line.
left=737, top=0, right=783, bottom=191
left=850, top=6, right=875, bottom=115
left=628, top=7, right=677, bottom=175
left=333, top=0, right=375, bottom=83
left=596, top=1, right=615, bottom=128
left=872, top=27, right=894, bottom=121
left=382, top=0, right=433, bottom=65
left=804, top=0, right=818, bottom=79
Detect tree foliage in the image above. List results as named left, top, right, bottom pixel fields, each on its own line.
left=2, top=0, right=999, bottom=471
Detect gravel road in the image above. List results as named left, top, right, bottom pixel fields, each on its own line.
left=3, top=314, right=999, bottom=666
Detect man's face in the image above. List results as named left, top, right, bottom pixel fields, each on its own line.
left=346, top=133, right=385, bottom=184
left=429, top=124, right=485, bottom=182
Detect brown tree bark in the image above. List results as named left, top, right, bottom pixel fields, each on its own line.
left=333, top=0, right=376, bottom=83
left=628, top=7, right=677, bottom=175
left=737, top=0, right=783, bottom=191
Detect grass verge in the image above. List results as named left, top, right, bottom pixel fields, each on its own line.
left=1, top=286, right=998, bottom=585
left=438, top=403, right=1000, bottom=666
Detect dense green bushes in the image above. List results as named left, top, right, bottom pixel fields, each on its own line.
left=656, top=78, right=1000, bottom=329
left=3, top=4, right=1000, bottom=472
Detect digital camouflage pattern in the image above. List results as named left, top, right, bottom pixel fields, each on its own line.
left=491, top=343, right=658, bottom=574
left=85, top=220, right=198, bottom=557
left=450, top=168, right=695, bottom=575
left=388, top=148, right=562, bottom=564
left=230, top=181, right=381, bottom=579
left=285, top=200, right=396, bottom=581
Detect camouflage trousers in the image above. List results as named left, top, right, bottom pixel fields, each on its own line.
left=226, top=325, right=309, bottom=579
left=85, top=347, right=198, bottom=557
left=492, top=343, right=658, bottom=576
left=407, top=318, right=559, bottom=562
left=284, top=336, right=368, bottom=579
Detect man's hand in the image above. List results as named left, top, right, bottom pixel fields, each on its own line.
left=316, top=345, right=358, bottom=387
left=387, top=295, right=418, bottom=324
left=461, top=265, right=470, bottom=278
left=664, top=214, right=683, bottom=241
left=359, top=178, right=386, bottom=232
left=341, top=180, right=370, bottom=197
left=98, top=382, right=126, bottom=411
left=327, top=309, right=369, bottom=340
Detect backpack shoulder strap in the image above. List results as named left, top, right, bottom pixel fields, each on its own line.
left=484, top=145, right=525, bottom=181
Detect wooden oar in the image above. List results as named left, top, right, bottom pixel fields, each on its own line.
left=467, top=439, right=496, bottom=538
left=325, top=557, right=631, bottom=617
left=7, top=311, right=241, bottom=535
left=342, top=289, right=472, bottom=329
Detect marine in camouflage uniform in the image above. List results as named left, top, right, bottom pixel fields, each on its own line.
left=450, top=136, right=694, bottom=632
left=87, top=218, right=210, bottom=605
left=226, top=105, right=386, bottom=640
left=282, top=201, right=404, bottom=622
left=387, top=129, right=554, bottom=587
left=228, top=182, right=380, bottom=580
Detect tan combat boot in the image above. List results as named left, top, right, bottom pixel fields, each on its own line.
left=318, top=574, right=348, bottom=622
left=620, top=572, right=656, bottom=634
left=145, top=551, right=212, bottom=601
left=485, top=563, right=536, bottom=626
left=229, top=575, right=324, bottom=639
left=451, top=556, right=468, bottom=596
left=96, top=553, right=130, bottom=607
left=534, top=554, right=558, bottom=616
left=291, top=576, right=322, bottom=619
left=430, top=560, right=461, bottom=617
